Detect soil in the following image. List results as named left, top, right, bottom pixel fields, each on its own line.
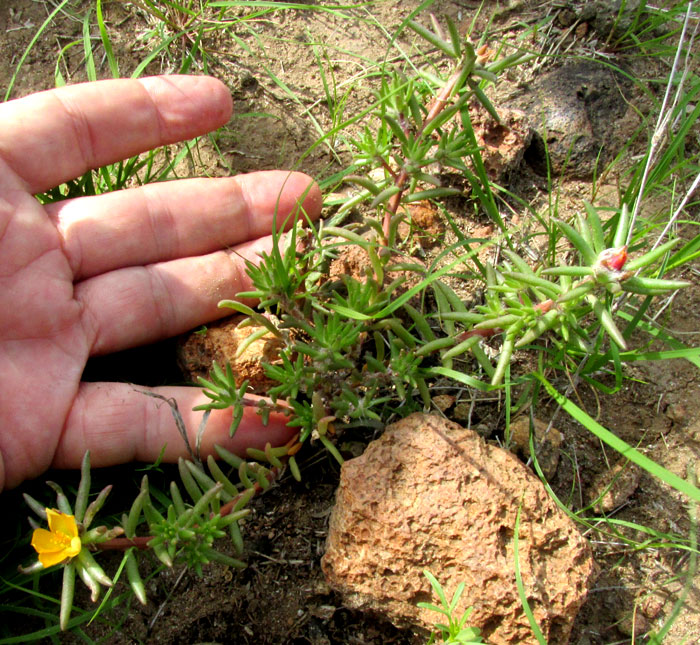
left=0, top=1, right=698, bottom=644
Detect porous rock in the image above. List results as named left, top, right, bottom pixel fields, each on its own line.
left=512, top=61, right=632, bottom=178
left=322, top=413, right=596, bottom=644
left=469, top=103, right=532, bottom=180
left=177, top=315, right=283, bottom=393
left=327, top=242, right=427, bottom=309
left=397, top=201, right=445, bottom=249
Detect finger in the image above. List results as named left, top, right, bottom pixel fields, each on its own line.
left=0, top=76, right=232, bottom=194
left=46, top=171, right=321, bottom=280
left=51, top=383, right=295, bottom=470
left=77, top=235, right=273, bottom=355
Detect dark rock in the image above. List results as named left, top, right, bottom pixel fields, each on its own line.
left=511, top=61, right=632, bottom=178
left=587, top=460, right=641, bottom=513
left=556, top=7, right=578, bottom=29
left=590, top=0, right=645, bottom=44
left=469, top=103, right=533, bottom=181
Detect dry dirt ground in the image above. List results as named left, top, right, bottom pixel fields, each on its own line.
left=0, top=1, right=699, bottom=643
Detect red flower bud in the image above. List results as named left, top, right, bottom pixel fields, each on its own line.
left=597, top=246, right=628, bottom=272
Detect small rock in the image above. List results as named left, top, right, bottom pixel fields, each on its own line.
left=616, top=610, right=651, bottom=638
left=588, top=460, right=641, bottom=513
left=309, top=604, right=336, bottom=620
left=469, top=103, right=532, bottom=181
left=453, top=401, right=471, bottom=422
left=327, top=242, right=426, bottom=290
left=665, top=402, right=686, bottom=424
left=509, top=416, right=563, bottom=479
left=556, top=7, right=577, bottom=29
left=322, top=413, right=596, bottom=644
left=579, top=5, right=597, bottom=22
left=177, top=315, right=283, bottom=393
left=512, top=61, right=632, bottom=178
left=397, top=201, right=445, bottom=249
left=640, top=589, right=667, bottom=620
left=431, top=394, right=455, bottom=412
left=328, top=244, right=373, bottom=283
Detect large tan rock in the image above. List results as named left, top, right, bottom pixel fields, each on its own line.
left=322, top=413, right=596, bottom=644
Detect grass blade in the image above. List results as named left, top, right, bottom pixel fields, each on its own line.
left=82, top=9, right=97, bottom=82
left=4, top=0, right=71, bottom=101
left=97, top=0, right=120, bottom=77
left=513, top=500, right=547, bottom=645
left=617, top=311, right=700, bottom=370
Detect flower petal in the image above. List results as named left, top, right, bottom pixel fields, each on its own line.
left=31, top=528, right=65, bottom=553
left=46, top=508, right=78, bottom=539
left=38, top=549, right=70, bottom=568
left=67, top=536, right=82, bottom=558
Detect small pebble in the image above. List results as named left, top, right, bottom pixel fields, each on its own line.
left=665, top=403, right=686, bottom=424
left=589, top=461, right=641, bottom=513
left=431, top=394, right=455, bottom=412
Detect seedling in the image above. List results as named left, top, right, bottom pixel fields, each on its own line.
left=418, top=569, right=484, bottom=644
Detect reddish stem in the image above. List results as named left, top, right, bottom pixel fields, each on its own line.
left=382, top=65, right=466, bottom=243
left=94, top=536, right=153, bottom=552
left=534, top=299, right=554, bottom=313
left=456, top=327, right=500, bottom=342
left=93, top=454, right=291, bottom=552
left=377, top=156, right=398, bottom=181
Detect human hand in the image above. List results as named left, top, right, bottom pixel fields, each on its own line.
left=0, top=75, right=321, bottom=491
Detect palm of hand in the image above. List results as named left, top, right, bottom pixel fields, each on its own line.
left=0, top=76, right=320, bottom=491
left=0, top=171, right=87, bottom=489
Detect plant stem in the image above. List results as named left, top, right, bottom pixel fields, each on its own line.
left=383, top=65, right=467, bottom=242
left=95, top=536, right=153, bottom=552
left=94, top=464, right=283, bottom=552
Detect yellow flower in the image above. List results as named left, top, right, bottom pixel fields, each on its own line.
left=31, top=509, right=82, bottom=568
